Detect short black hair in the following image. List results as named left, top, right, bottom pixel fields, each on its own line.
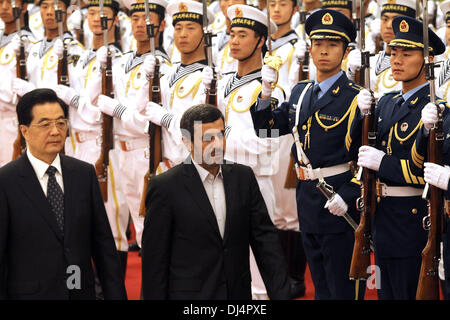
left=180, top=104, right=225, bottom=142
left=17, top=88, right=68, bottom=126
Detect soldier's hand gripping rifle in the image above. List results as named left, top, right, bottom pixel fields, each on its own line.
left=416, top=0, right=444, bottom=300
left=203, top=0, right=217, bottom=106
left=55, top=0, right=69, bottom=86
left=11, top=0, right=27, bottom=160
left=138, top=0, right=162, bottom=217
left=349, top=0, right=376, bottom=281
left=94, top=0, right=114, bottom=201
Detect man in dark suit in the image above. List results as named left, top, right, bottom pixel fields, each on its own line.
left=141, top=104, right=291, bottom=300
left=0, top=89, right=127, bottom=300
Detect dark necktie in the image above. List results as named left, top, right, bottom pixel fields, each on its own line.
left=392, top=96, right=405, bottom=117
left=46, top=166, right=64, bottom=233
left=309, top=84, right=321, bottom=114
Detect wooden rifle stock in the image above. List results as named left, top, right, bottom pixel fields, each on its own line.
left=76, top=28, right=84, bottom=47
left=205, top=70, right=218, bottom=107
left=349, top=100, right=377, bottom=280
left=12, top=37, right=27, bottom=161
left=375, top=35, right=383, bottom=54
left=95, top=53, right=114, bottom=202
left=139, top=60, right=162, bottom=216
left=416, top=122, right=444, bottom=300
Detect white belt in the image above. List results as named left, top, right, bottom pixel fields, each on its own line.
left=295, top=163, right=350, bottom=181
left=119, top=137, right=148, bottom=152
left=73, top=130, right=98, bottom=143
left=376, top=182, right=424, bottom=197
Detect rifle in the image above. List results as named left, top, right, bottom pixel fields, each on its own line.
left=11, top=0, right=26, bottom=160
left=55, top=0, right=69, bottom=86
left=75, top=0, right=84, bottom=45
left=284, top=0, right=309, bottom=189
left=352, top=0, right=363, bottom=86
left=203, top=0, right=217, bottom=106
left=348, top=0, right=376, bottom=281
left=138, top=0, right=162, bottom=217
left=94, top=0, right=114, bottom=202
left=416, top=0, right=444, bottom=299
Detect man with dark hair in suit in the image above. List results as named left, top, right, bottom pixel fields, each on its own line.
left=141, top=104, right=292, bottom=300
left=0, top=88, right=127, bottom=300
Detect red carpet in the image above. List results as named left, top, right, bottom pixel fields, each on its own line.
left=124, top=251, right=379, bottom=300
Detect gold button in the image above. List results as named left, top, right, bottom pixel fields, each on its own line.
left=381, top=141, right=386, bottom=146
left=302, top=125, right=307, bottom=130
left=377, top=196, right=381, bottom=203
left=412, top=208, right=418, bottom=214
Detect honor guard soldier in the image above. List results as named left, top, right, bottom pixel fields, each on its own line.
left=346, top=0, right=418, bottom=95
left=353, top=16, right=446, bottom=299
left=267, top=0, right=307, bottom=297
left=51, top=0, right=131, bottom=276
left=142, top=0, right=214, bottom=169
left=90, top=0, right=170, bottom=252
left=11, top=0, right=84, bottom=112
left=0, top=0, right=36, bottom=167
left=251, top=9, right=365, bottom=300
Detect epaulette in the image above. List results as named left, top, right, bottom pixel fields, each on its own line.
left=347, top=81, right=363, bottom=91
left=384, top=89, right=401, bottom=96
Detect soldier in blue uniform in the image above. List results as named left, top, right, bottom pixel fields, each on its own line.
left=353, top=16, right=446, bottom=299
left=251, top=9, right=364, bottom=300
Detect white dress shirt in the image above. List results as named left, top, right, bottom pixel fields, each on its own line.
left=192, top=160, right=226, bottom=238
left=27, top=149, right=64, bottom=196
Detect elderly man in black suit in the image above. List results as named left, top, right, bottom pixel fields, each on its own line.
left=141, top=104, right=292, bottom=300
left=0, top=89, right=127, bottom=300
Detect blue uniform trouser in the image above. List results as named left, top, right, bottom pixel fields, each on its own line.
left=301, top=230, right=365, bottom=300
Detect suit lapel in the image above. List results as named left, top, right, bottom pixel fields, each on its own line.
left=221, top=164, right=236, bottom=244
left=182, top=162, right=222, bottom=239
left=18, top=154, right=64, bottom=243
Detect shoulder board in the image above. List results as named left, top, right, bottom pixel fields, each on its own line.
left=223, top=71, right=235, bottom=76
left=299, top=80, right=314, bottom=84
left=69, top=40, right=85, bottom=50
left=289, top=38, right=298, bottom=45
left=123, top=50, right=134, bottom=55
left=436, top=98, right=447, bottom=105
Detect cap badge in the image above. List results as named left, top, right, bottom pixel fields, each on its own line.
left=322, top=12, right=333, bottom=25
left=235, top=7, right=243, bottom=18
left=179, top=2, right=188, bottom=12
left=400, top=20, right=409, bottom=33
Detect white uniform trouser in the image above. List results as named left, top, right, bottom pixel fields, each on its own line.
left=70, top=136, right=130, bottom=251
left=117, top=141, right=147, bottom=248
left=271, top=135, right=299, bottom=231
left=0, top=112, right=18, bottom=167
left=250, top=175, right=276, bottom=299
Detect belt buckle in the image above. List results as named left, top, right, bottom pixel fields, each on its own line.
left=376, top=181, right=386, bottom=197
left=144, top=147, right=150, bottom=159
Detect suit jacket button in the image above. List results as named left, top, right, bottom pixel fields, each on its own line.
left=411, top=208, right=418, bottom=214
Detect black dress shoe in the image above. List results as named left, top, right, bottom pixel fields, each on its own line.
left=290, top=280, right=306, bottom=298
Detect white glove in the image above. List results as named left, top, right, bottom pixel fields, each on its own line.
left=12, top=78, right=35, bottom=97
left=96, top=46, right=108, bottom=67
left=97, top=94, right=121, bottom=117
left=324, top=193, right=348, bottom=217
left=294, top=39, right=307, bottom=61
left=424, top=162, right=450, bottom=191
left=53, top=38, right=64, bottom=59
left=201, top=66, right=214, bottom=90
left=369, top=18, right=381, bottom=42
left=10, top=34, right=21, bottom=53
left=52, top=84, right=78, bottom=107
left=144, top=101, right=173, bottom=127
left=421, top=102, right=444, bottom=133
left=357, top=89, right=374, bottom=115
left=347, top=49, right=362, bottom=73
left=143, top=54, right=156, bottom=78
left=261, top=64, right=277, bottom=97
left=70, top=9, right=82, bottom=30
left=357, top=145, right=385, bottom=172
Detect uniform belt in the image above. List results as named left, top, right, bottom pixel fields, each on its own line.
left=376, top=182, right=424, bottom=197
left=74, top=131, right=98, bottom=143
left=295, top=163, right=350, bottom=181
left=119, top=137, right=148, bottom=152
